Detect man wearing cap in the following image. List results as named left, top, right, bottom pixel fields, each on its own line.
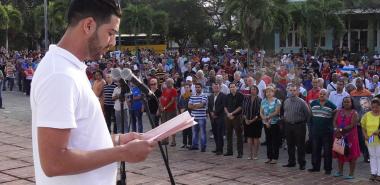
left=181, top=76, right=196, bottom=96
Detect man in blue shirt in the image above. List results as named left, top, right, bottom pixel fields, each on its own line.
left=129, top=83, right=143, bottom=133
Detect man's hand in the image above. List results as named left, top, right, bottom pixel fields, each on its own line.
left=372, top=130, right=380, bottom=136
left=118, top=139, right=156, bottom=163
left=119, top=132, right=142, bottom=145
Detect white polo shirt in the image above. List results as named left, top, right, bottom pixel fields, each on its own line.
left=328, top=90, right=349, bottom=109
left=31, top=45, right=117, bottom=185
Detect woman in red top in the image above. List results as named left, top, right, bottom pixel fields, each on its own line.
left=333, top=97, right=360, bottom=179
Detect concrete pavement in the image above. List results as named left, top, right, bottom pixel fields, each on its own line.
left=0, top=91, right=376, bottom=184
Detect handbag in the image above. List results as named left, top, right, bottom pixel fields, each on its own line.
left=333, top=111, right=350, bottom=156
left=333, top=138, right=345, bottom=155
left=333, top=137, right=350, bottom=156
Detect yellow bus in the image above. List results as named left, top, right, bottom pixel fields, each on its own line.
left=114, top=33, right=167, bottom=53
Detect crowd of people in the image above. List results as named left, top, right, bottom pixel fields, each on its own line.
left=2, top=45, right=380, bottom=181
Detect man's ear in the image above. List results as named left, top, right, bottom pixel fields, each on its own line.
left=81, top=17, right=97, bottom=36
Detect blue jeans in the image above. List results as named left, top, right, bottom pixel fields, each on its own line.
left=0, top=80, right=2, bottom=107
left=130, top=109, right=143, bottom=133
left=192, top=118, right=207, bottom=149
left=3, top=77, right=14, bottom=91
left=115, top=109, right=129, bottom=133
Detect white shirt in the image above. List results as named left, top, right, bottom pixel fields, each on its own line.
left=255, top=79, right=267, bottom=99
left=201, top=57, right=210, bottom=64
left=328, top=90, right=349, bottom=109
left=351, top=77, right=370, bottom=89
left=112, top=87, right=129, bottom=111
left=31, top=45, right=116, bottom=185
left=326, top=82, right=337, bottom=94
left=220, top=83, right=230, bottom=95
left=179, top=56, right=187, bottom=73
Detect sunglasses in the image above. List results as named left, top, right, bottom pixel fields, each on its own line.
left=150, top=83, right=157, bottom=85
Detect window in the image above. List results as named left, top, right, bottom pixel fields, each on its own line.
left=287, top=33, right=293, bottom=47
left=279, top=24, right=300, bottom=48
left=295, top=32, right=301, bottom=47
left=313, top=33, right=326, bottom=47
left=280, top=34, right=286, bottom=47
left=375, top=30, right=378, bottom=47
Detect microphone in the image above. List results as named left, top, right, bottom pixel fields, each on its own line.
left=120, top=68, right=155, bottom=97
left=110, top=68, right=121, bottom=81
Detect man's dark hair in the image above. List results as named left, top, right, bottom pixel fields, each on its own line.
left=228, top=82, right=236, bottom=88
left=194, top=83, right=202, bottom=88
left=371, top=98, right=380, bottom=106
left=67, top=0, right=122, bottom=27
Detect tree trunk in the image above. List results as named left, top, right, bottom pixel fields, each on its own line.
left=5, top=28, right=8, bottom=52
left=314, top=34, right=321, bottom=57
left=247, top=48, right=250, bottom=66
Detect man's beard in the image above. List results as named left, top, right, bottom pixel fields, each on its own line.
left=88, top=32, right=106, bottom=60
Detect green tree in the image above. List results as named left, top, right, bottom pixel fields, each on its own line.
left=121, top=3, right=168, bottom=36
left=225, top=0, right=291, bottom=65
left=0, top=4, right=23, bottom=51
left=155, top=0, right=212, bottom=50
left=200, top=0, right=239, bottom=48
left=308, top=0, right=344, bottom=49
left=32, top=0, right=67, bottom=48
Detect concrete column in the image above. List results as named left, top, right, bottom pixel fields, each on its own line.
left=368, top=18, right=375, bottom=52
left=326, top=29, right=333, bottom=50
left=274, top=32, right=280, bottom=54
left=307, top=26, right=312, bottom=49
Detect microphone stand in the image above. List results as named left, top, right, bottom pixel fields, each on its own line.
left=117, top=79, right=129, bottom=185
left=142, top=94, right=176, bottom=185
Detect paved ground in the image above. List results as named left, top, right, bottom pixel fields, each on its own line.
left=0, top=91, right=378, bottom=184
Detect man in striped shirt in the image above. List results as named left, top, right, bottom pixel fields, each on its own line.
left=283, top=84, right=311, bottom=170
left=188, top=83, right=208, bottom=152
left=309, top=89, right=336, bottom=174
left=103, top=73, right=117, bottom=133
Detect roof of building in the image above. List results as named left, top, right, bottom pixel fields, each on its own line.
left=336, top=8, right=380, bottom=15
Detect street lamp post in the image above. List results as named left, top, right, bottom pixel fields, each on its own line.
left=117, top=0, right=121, bottom=51
left=44, top=0, right=48, bottom=50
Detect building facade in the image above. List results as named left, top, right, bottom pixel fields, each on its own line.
left=274, top=6, right=380, bottom=54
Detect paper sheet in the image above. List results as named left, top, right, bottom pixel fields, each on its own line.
left=142, top=111, right=198, bottom=142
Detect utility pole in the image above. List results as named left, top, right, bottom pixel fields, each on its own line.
left=44, top=0, right=48, bottom=50
left=118, top=0, right=121, bottom=51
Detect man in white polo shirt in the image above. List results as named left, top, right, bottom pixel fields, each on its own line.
left=31, top=1, right=155, bottom=184
left=328, top=79, right=349, bottom=109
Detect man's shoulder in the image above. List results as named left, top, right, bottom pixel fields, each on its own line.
left=326, top=100, right=337, bottom=109
left=329, top=91, right=339, bottom=96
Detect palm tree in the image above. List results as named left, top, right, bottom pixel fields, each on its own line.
left=0, top=4, right=23, bottom=51
left=122, top=3, right=168, bottom=35
left=225, top=0, right=291, bottom=66
left=290, top=0, right=345, bottom=54
left=308, top=0, right=344, bottom=52
left=32, top=0, right=67, bottom=47
left=0, top=4, right=8, bottom=42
